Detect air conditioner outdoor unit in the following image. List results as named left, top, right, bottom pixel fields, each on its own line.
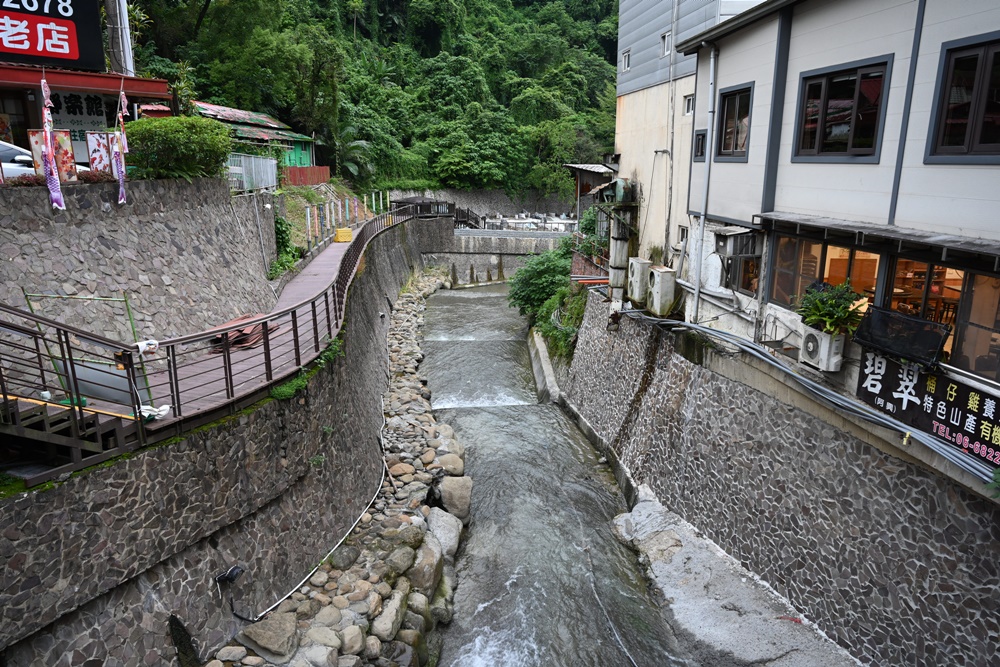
left=628, top=257, right=653, bottom=305
left=798, top=324, right=845, bottom=372
left=647, top=266, right=676, bottom=317
left=712, top=227, right=758, bottom=257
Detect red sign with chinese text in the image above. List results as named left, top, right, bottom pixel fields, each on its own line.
left=0, top=1, right=102, bottom=71
left=0, top=10, right=79, bottom=60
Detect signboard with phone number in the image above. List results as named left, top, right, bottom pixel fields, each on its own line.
left=857, top=351, right=1000, bottom=472
left=0, top=0, right=103, bottom=71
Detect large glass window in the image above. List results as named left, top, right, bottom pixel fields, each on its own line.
left=769, top=235, right=881, bottom=308
left=933, top=39, right=1000, bottom=155
left=951, top=274, right=1000, bottom=380
left=718, top=88, right=751, bottom=157
left=797, top=64, right=887, bottom=156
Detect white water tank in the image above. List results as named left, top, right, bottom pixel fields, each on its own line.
left=648, top=266, right=677, bottom=317
left=627, top=257, right=653, bottom=306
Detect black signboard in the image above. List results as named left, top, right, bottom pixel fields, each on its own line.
left=857, top=351, right=1000, bottom=472
left=0, top=0, right=104, bottom=72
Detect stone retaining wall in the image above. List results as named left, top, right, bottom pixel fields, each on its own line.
left=1, top=217, right=454, bottom=665
left=564, top=292, right=1000, bottom=666
left=0, top=179, right=277, bottom=343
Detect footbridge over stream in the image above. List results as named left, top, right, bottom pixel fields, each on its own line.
left=0, top=180, right=571, bottom=663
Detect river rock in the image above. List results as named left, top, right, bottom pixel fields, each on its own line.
left=215, top=646, right=247, bottom=662
left=371, top=589, right=408, bottom=641
left=382, top=640, right=418, bottom=667
left=306, top=626, right=342, bottom=649
left=439, top=476, right=473, bottom=524
left=427, top=508, right=463, bottom=562
left=329, top=545, right=361, bottom=570
left=364, top=635, right=382, bottom=660
left=310, top=570, right=330, bottom=587
left=295, top=645, right=336, bottom=667
left=438, top=453, right=464, bottom=476
left=337, top=656, right=363, bottom=667
left=238, top=612, right=299, bottom=663
left=407, top=532, right=444, bottom=596
left=205, top=661, right=223, bottom=667
left=390, top=462, right=416, bottom=476
left=387, top=546, right=416, bottom=574
left=435, top=424, right=454, bottom=440
left=396, top=628, right=429, bottom=665
left=340, top=624, right=364, bottom=655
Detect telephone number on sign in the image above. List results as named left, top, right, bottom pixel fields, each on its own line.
left=950, top=433, right=1000, bottom=464
left=2, top=0, right=74, bottom=18
left=931, top=421, right=1000, bottom=464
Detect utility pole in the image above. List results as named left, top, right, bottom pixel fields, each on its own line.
left=105, top=0, right=135, bottom=76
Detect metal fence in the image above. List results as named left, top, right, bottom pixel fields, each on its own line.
left=0, top=204, right=419, bottom=486
left=228, top=153, right=278, bottom=192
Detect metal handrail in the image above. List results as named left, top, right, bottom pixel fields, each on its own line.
left=0, top=203, right=424, bottom=485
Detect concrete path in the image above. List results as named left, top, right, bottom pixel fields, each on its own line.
left=613, top=485, right=860, bottom=667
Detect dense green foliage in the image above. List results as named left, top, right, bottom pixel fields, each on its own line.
left=267, top=214, right=302, bottom=279
left=796, top=281, right=864, bottom=335
left=508, top=238, right=572, bottom=319
left=133, top=0, right=617, bottom=193
left=536, top=284, right=588, bottom=358
left=125, top=116, right=232, bottom=179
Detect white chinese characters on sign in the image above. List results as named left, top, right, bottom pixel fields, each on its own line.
left=36, top=21, right=69, bottom=53
left=862, top=352, right=886, bottom=394
left=0, top=15, right=29, bottom=49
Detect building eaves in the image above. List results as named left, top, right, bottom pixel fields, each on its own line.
left=563, top=163, right=615, bottom=175
left=676, top=0, right=800, bottom=55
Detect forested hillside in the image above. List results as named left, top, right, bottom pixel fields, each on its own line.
left=133, top=0, right=618, bottom=196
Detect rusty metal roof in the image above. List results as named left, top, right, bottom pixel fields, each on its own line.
left=231, top=124, right=312, bottom=143
left=194, top=101, right=291, bottom=130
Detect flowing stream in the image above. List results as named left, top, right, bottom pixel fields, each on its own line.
left=422, top=284, right=696, bottom=667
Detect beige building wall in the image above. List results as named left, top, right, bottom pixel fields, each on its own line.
left=615, top=74, right=696, bottom=263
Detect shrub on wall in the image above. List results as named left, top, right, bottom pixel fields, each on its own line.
left=125, top=116, right=232, bottom=180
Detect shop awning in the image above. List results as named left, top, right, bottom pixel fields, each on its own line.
left=0, top=64, right=170, bottom=98
left=759, top=211, right=1000, bottom=271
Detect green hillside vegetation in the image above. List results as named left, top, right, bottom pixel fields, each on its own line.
left=132, top=0, right=617, bottom=197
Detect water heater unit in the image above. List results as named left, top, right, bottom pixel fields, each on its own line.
left=627, top=257, right=653, bottom=306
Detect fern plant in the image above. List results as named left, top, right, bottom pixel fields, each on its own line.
left=796, top=281, right=864, bottom=335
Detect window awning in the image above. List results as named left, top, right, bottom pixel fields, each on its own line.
left=759, top=211, right=1000, bottom=273
left=0, top=64, right=170, bottom=98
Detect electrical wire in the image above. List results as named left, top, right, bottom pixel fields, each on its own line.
left=616, top=308, right=995, bottom=483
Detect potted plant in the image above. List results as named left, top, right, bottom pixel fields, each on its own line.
left=795, top=281, right=864, bottom=371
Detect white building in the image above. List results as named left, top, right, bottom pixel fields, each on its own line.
left=620, top=0, right=1000, bottom=491
left=615, top=0, right=764, bottom=261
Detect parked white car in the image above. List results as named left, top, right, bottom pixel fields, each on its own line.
left=0, top=139, right=91, bottom=180
left=0, top=140, right=37, bottom=179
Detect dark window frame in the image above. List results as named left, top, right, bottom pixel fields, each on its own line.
left=693, top=129, right=707, bottom=162
left=927, top=33, right=1000, bottom=161
left=716, top=83, right=754, bottom=163
left=791, top=55, right=893, bottom=164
